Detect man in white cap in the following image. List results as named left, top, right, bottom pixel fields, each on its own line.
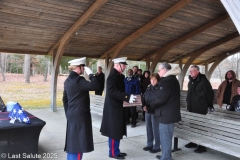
left=63, top=57, right=100, bottom=160
left=100, top=57, right=136, bottom=159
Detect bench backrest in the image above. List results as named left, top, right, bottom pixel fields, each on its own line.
left=180, top=89, right=217, bottom=107
left=176, top=109, right=240, bottom=147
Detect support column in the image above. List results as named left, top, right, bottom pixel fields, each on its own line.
left=146, top=56, right=150, bottom=71
left=205, top=63, right=210, bottom=80
left=50, top=49, right=58, bottom=112
left=179, top=58, right=182, bottom=69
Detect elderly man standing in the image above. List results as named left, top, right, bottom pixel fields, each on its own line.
left=145, top=62, right=181, bottom=160
left=216, top=70, right=240, bottom=109
left=63, top=57, right=100, bottom=160
left=100, top=57, right=136, bottom=159
left=185, top=65, right=214, bottom=153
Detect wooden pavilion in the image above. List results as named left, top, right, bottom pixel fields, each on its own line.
left=0, top=0, right=240, bottom=111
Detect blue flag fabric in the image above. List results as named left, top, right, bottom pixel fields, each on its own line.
left=8, top=102, right=30, bottom=124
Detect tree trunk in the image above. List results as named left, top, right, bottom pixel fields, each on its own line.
left=217, top=65, right=223, bottom=83
left=0, top=53, right=6, bottom=81
left=24, top=54, right=31, bottom=83
left=43, top=57, right=49, bottom=82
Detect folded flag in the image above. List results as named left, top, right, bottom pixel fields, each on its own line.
left=8, top=102, right=30, bottom=124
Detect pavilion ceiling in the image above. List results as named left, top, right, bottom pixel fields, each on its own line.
left=0, top=0, right=240, bottom=66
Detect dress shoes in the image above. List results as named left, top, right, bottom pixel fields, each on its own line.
left=185, top=142, right=198, bottom=148
left=194, top=146, right=206, bottom=153
left=156, top=155, right=161, bottom=159
left=149, top=148, right=161, bottom=153
left=131, top=124, right=136, bottom=128
left=109, top=154, right=125, bottom=159
left=119, top=152, right=127, bottom=156
left=143, top=146, right=152, bottom=151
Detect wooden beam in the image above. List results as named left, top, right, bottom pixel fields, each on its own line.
left=100, top=0, right=192, bottom=59
left=197, top=46, right=240, bottom=65
left=0, top=49, right=47, bottom=55
left=50, top=0, right=108, bottom=111
left=48, top=0, right=108, bottom=55
left=172, top=32, right=239, bottom=63
left=146, top=13, right=229, bottom=72
left=177, top=32, right=239, bottom=89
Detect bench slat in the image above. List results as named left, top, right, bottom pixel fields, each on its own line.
left=174, top=129, right=240, bottom=158
left=176, top=122, right=240, bottom=145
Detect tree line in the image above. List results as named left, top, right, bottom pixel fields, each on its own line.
left=0, top=52, right=239, bottom=83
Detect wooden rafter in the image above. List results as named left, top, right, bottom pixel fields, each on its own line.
left=48, top=0, right=108, bottom=55
left=197, top=46, right=240, bottom=65
left=146, top=13, right=229, bottom=71
left=100, top=0, right=192, bottom=59
left=172, top=32, right=239, bottom=63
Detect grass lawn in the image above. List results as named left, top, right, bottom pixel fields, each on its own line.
left=0, top=74, right=66, bottom=109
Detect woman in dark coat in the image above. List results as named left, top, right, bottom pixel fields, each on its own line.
left=100, top=57, right=135, bottom=159
left=63, top=57, right=100, bottom=160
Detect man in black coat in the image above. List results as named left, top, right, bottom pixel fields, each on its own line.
left=185, top=65, right=214, bottom=153
left=146, top=62, right=181, bottom=160
left=62, top=57, right=100, bottom=160
left=100, top=57, right=136, bottom=159
left=95, top=66, right=105, bottom=96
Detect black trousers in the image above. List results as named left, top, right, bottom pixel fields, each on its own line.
left=95, top=90, right=103, bottom=96
left=125, top=106, right=137, bottom=125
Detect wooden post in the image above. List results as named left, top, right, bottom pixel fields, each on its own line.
left=146, top=56, right=150, bottom=71
left=50, top=49, right=58, bottom=112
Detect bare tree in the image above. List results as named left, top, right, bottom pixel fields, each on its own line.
left=24, top=54, right=31, bottom=83
left=0, top=53, right=6, bottom=81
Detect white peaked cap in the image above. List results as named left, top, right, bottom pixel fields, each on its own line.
left=68, top=57, right=86, bottom=66
left=112, top=57, right=128, bottom=65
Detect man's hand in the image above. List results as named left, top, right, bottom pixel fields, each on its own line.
left=84, top=66, right=93, bottom=75
left=129, top=95, right=137, bottom=103
left=143, top=106, right=148, bottom=112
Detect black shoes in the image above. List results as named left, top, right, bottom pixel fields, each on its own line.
left=194, top=146, right=206, bottom=153
left=109, top=154, right=125, bottom=159
left=109, top=153, right=127, bottom=159
left=131, top=124, right=136, bottom=128
left=119, top=152, right=127, bottom=156
left=185, top=142, right=198, bottom=148
left=149, top=148, right=161, bottom=153
left=156, top=155, right=161, bottom=159
left=143, top=146, right=152, bottom=151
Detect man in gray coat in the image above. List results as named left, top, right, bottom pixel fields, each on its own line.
left=147, top=62, right=181, bottom=160
left=63, top=57, right=100, bottom=160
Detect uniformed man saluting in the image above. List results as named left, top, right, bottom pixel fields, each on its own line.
left=63, top=57, right=100, bottom=160
left=100, top=57, right=136, bottom=159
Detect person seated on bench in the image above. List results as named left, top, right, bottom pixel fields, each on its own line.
left=185, top=65, right=214, bottom=153
left=228, top=85, right=240, bottom=112
left=142, top=73, right=161, bottom=154
left=216, top=70, right=240, bottom=109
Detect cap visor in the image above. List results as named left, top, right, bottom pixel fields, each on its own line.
left=120, top=62, right=128, bottom=65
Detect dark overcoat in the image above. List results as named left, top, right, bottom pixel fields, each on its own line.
left=63, top=71, right=100, bottom=153
left=186, top=73, right=214, bottom=115
left=148, top=67, right=181, bottom=124
left=100, top=68, right=130, bottom=140
left=95, top=72, right=105, bottom=92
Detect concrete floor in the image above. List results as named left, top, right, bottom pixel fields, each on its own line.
left=28, top=107, right=239, bottom=160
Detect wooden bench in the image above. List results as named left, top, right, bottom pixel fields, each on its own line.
left=173, top=108, right=240, bottom=158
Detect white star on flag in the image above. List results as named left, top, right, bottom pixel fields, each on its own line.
left=13, top=109, right=16, bottom=114
left=18, top=109, right=23, bottom=114
left=23, top=117, right=29, bottom=123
